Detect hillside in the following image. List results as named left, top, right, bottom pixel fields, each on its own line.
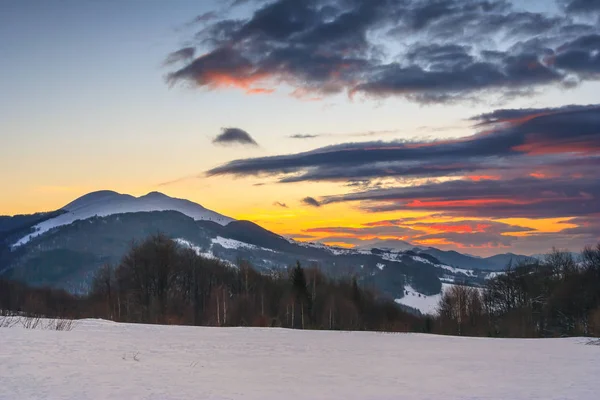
left=1, top=191, right=523, bottom=301
left=419, top=248, right=536, bottom=271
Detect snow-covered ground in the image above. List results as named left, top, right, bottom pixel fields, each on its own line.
left=380, top=252, right=477, bottom=277
left=1, top=319, right=598, bottom=400
left=395, top=283, right=455, bottom=315
left=211, top=236, right=276, bottom=253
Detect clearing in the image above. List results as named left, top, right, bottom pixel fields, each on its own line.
left=1, top=319, right=598, bottom=400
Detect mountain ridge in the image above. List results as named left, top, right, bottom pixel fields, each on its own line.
left=0, top=190, right=537, bottom=311
left=2, top=191, right=534, bottom=268
left=11, top=190, right=233, bottom=247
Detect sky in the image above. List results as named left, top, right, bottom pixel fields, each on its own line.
left=1, top=0, right=599, bottom=256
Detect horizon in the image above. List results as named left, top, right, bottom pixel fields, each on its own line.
left=1, top=0, right=599, bottom=256
left=1, top=188, right=581, bottom=257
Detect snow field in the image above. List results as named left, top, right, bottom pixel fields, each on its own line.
left=1, top=319, right=599, bottom=400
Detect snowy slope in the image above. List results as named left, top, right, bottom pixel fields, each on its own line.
left=395, top=283, right=456, bottom=315
left=13, top=191, right=234, bottom=246
left=380, top=251, right=477, bottom=278
left=1, top=319, right=598, bottom=400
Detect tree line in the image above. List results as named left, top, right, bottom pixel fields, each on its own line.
left=435, top=245, right=600, bottom=337
left=1, top=234, right=423, bottom=332
left=1, top=234, right=599, bottom=338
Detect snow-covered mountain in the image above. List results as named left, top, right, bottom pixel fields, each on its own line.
left=0, top=190, right=526, bottom=304
left=13, top=190, right=233, bottom=246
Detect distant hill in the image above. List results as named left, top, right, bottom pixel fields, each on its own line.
left=0, top=191, right=524, bottom=298
left=419, top=248, right=536, bottom=271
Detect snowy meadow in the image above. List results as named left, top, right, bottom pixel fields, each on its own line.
left=1, top=318, right=599, bottom=400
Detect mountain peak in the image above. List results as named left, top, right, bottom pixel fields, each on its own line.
left=141, top=191, right=169, bottom=199
left=13, top=190, right=234, bottom=247
left=63, top=190, right=133, bottom=212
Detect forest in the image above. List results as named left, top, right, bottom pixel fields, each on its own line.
left=1, top=234, right=599, bottom=338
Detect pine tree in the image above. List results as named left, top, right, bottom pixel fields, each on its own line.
left=351, top=276, right=361, bottom=306
left=290, top=261, right=311, bottom=328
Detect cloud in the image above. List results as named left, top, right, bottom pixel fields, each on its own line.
left=212, top=127, right=259, bottom=146
left=205, top=104, right=600, bottom=239
left=287, top=129, right=402, bottom=140
left=289, top=134, right=320, bottom=139
left=300, top=219, right=535, bottom=250
left=325, top=176, right=600, bottom=219
left=301, top=197, right=321, bottom=207
left=273, top=201, right=288, bottom=208
left=167, top=0, right=600, bottom=103
left=563, top=0, right=600, bottom=14
left=164, top=47, right=195, bottom=65
left=192, top=11, right=219, bottom=24
left=207, top=104, right=600, bottom=183
left=305, top=225, right=417, bottom=237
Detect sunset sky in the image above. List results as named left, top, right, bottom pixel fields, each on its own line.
left=1, top=0, right=599, bottom=256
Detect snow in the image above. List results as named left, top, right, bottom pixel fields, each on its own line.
left=13, top=191, right=233, bottom=247
left=211, top=236, right=276, bottom=253
left=328, top=247, right=370, bottom=256
left=380, top=252, right=401, bottom=262
left=376, top=263, right=385, bottom=270
left=292, top=241, right=371, bottom=256
left=433, top=263, right=476, bottom=277
left=294, top=240, right=331, bottom=250
left=407, top=255, right=476, bottom=277
left=212, top=236, right=256, bottom=250
left=485, top=271, right=504, bottom=280
left=1, top=319, right=598, bottom=400
left=379, top=253, right=477, bottom=278
left=411, top=255, right=434, bottom=265
left=395, top=283, right=456, bottom=315
left=174, top=238, right=219, bottom=261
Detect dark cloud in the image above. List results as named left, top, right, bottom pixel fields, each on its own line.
left=167, top=0, right=600, bottom=103
left=289, top=134, right=320, bottom=139
left=212, top=127, right=259, bottom=146
left=288, top=129, right=402, bottom=140
left=302, top=197, right=321, bottom=207
left=552, top=215, right=600, bottom=239
left=207, top=105, right=600, bottom=182
left=206, top=104, right=600, bottom=224
left=328, top=176, right=600, bottom=219
left=193, top=12, right=219, bottom=23
left=502, top=214, right=600, bottom=253
left=164, top=47, right=195, bottom=65
left=273, top=201, right=288, bottom=208
left=564, top=0, right=600, bottom=14
left=471, top=104, right=600, bottom=125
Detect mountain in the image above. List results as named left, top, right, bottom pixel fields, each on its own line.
left=0, top=190, right=527, bottom=306
left=13, top=190, right=232, bottom=246
left=356, top=239, right=416, bottom=252
left=0, top=210, right=66, bottom=242
left=419, top=248, right=536, bottom=271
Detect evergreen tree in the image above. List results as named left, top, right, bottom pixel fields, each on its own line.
left=290, top=261, right=311, bottom=327
left=351, top=276, right=361, bottom=307
left=291, top=262, right=309, bottom=300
